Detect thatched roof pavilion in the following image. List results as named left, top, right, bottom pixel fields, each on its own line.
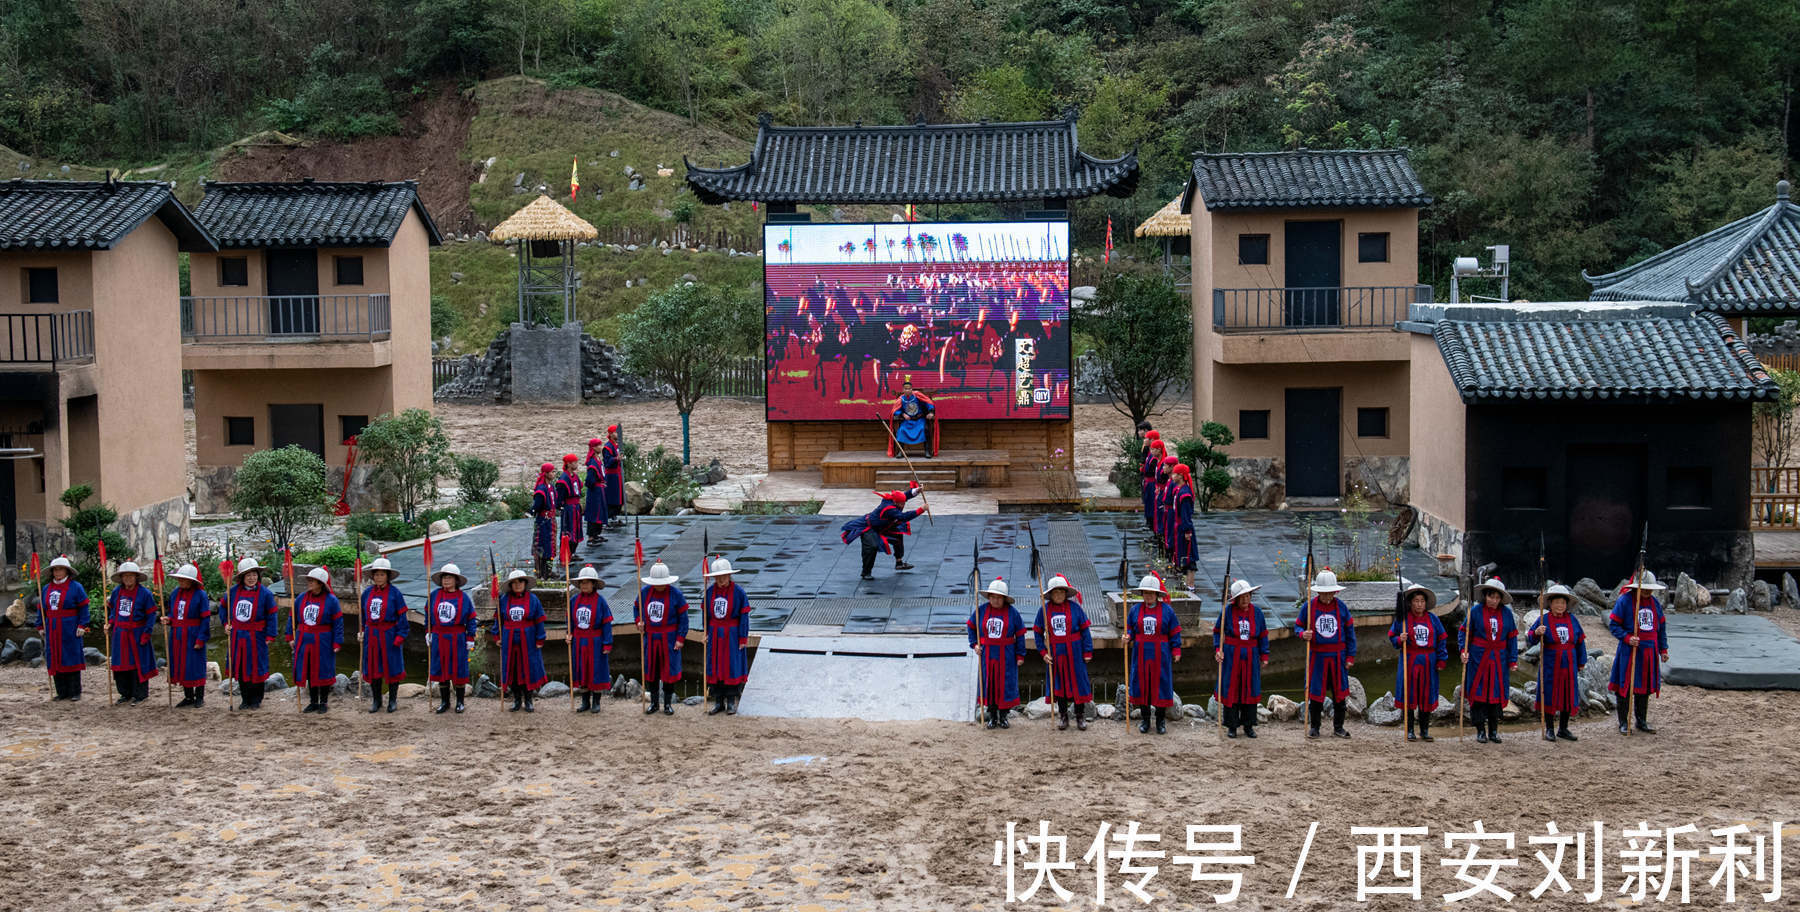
left=1134, top=195, right=1189, bottom=238
left=490, top=195, right=595, bottom=325
left=489, top=195, right=597, bottom=243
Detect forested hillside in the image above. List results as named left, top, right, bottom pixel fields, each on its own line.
left=3, top=0, right=1794, bottom=303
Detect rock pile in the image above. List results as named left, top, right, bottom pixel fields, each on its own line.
left=436, top=329, right=665, bottom=403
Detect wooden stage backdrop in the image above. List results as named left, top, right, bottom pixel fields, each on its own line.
left=767, top=419, right=1074, bottom=473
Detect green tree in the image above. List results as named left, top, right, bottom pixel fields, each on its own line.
left=454, top=453, right=500, bottom=504
left=1074, top=272, right=1191, bottom=426
left=1175, top=421, right=1235, bottom=513
left=356, top=408, right=454, bottom=521
left=946, top=65, right=1050, bottom=123
left=229, top=446, right=334, bottom=552
left=59, top=484, right=134, bottom=593
left=618, top=282, right=759, bottom=464
left=758, top=0, right=907, bottom=125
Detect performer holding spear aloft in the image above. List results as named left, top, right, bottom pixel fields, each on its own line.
left=637, top=556, right=689, bottom=716
left=1608, top=523, right=1667, bottom=735
left=1212, top=548, right=1232, bottom=740
left=153, top=544, right=172, bottom=707
left=1026, top=523, right=1050, bottom=727
left=1033, top=569, right=1093, bottom=731
left=561, top=519, right=574, bottom=711
left=1296, top=561, right=1357, bottom=738
left=166, top=561, right=212, bottom=708
left=1528, top=580, right=1588, bottom=742
left=702, top=551, right=753, bottom=716
left=104, top=558, right=158, bottom=705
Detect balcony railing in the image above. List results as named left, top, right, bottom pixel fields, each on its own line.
left=1213, top=285, right=1432, bottom=331
left=1752, top=466, right=1800, bottom=530
left=0, top=311, right=94, bottom=364
left=182, top=294, right=391, bottom=341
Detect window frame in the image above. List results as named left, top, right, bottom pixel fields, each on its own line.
left=334, top=255, right=364, bottom=286
left=1237, top=234, right=1270, bottom=266
left=339, top=414, right=370, bottom=444
left=1357, top=232, right=1390, bottom=263
left=1500, top=466, right=1549, bottom=511
left=25, top=267, right=58, bottom=304
left=1238, top=409, right=1271, bottom=440
left=218, top=256, right=249, bottom=287
left=1355, top=406, right=1390, bottom=438
left=224, top=416, right=255, bottom=447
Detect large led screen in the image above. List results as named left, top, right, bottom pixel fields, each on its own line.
left=763, top=221, right=1072, bottom=421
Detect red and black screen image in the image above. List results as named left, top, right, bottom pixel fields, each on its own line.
left=763, top=222, right=1072, bottom=422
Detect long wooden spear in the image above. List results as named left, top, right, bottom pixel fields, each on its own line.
left=1215, top=546, right=1232, bottom=740
left=633, top=515, right=647, bottom=707
left=1301, top=526, right=1315, bottom=740
left=29, top=531, right=48, bottom=696
left=155, top=541, right=170, bottom=707
left=1538, top=531, right=1549, bottom=739
left=99, top=538, right=111, bottom=706
left=1027, top=522, right=1048, bottom=726
left=699, top=527, right=711, bottom=708
left=561, top=515, right=574, bottom=711
left=870, top=405, right=932, bottom=524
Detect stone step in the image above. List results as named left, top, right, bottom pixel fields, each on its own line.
left=874, top=470, right=959, bottom=489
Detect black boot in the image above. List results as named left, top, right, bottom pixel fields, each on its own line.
left=176, top=686, right=196, bottom=708
left=437, top=684, right=452, bottom=714
left=1075, top=703, right=1088, bottom=730
left=1137, top=704, right=1150, bottom=734
left=191, top=686, right=202, bottom=708
left=645, top=682, right=660, bottom=714
left=1307, top=700, right=1323, bottom=738
left=726, top=684, right=739, bottom=716
left=1331, top=700, right=1349, bottom=738
left=1557, top=711, right=1577, bottom=741
left=1419, top=714, right=1433, bottom=742
left=1617, top=695, right=1630, bottom=734
left=707, top=689, right=727, bottom=715
left=1242, top=705, right=1258, bottom=738
left=370, top=684, right=384, bottom=713
left=1543, top=713, right=1557, bottom=742
left=317, top=689, right=328, bottom=713
left=1475, top=705, right=1490, bottom=743
left=386, top=682, right=399, bottom=713
left=133, top=680, right=149, bottom=703
left=1224, top=704, right=1239, bottom=738
left=997, top=707, right=1010, bottom=728
left=577, top=692, right=592, bottom=713
left=454, top=686, right=466, bottom=713
left=662, top=688, right=674, bottom=714
left=1057, top=699, right=1070, bottom=731
left=1488, top=704, right=1503, bottom=742
left=1633, top=694, right=1654, bottom=733
left=511, top=685, right=524, bottom=712
left=986, top=703, right=998, bottom=729
left=1154, top=706, right=1167, bottom=735
left=1407, top=708, right=1418, bottom=742
left=523, top=690, right=535, bottom=712
left=304, top=687, right=321, bottom=713
left=115, top=672, right=134, bottom=705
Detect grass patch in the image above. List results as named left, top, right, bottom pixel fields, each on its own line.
left=734, top=500, right=823, bottom=515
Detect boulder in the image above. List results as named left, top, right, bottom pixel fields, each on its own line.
left=207, top=661, right=221, bottom=681
left=681, top=694, right=703, bottom=706
left=1267, top=694, right=1300, bottom=721
left=1751, top=580, right=1773, bottom=612
left=397, top=683, right=428, bottom=699
left=5, top=597, right=25, bottom=627
left=265, top=672, right=287, bottom=691
left=611, top=678, right=643, bottom=700
left=1256, top=705, right=1272, bottom=723
left=20, top=636, right=42, bottom=660
left=691, top=458, right=727, bottom=486
left=1579, top=653, right=1613, bottom=702
left=27, top=656, right=42, bottom=668
left=83, top=646, right=105, bottom=666
left=1726, top=588, right=1749, bottom=615
left=1508, top=686, right=1533, bottom=712
left=427, top=519, right=452, bottom=537
left=1182, top=703, right=1206, bottom=719
left=1672, top=573, right=1708, bottom=612
left=1500, top=701, right=1521, bottom=720
left=0, top=640, right=15, bottom=663
left=624, top=481, right=653, bottom=515
left=1784, top=572, right=1799, bottom=610
left=474, top=674, right=500, bottom=698
left=1572, top=578, right=1612, bottom=615
left=1346, top=676, right=1368, bottom=718
left=332, top=674, right=351, bottom=695
left=540, top=681, right=571, bottom=698
left=1094, top=703, right=1115, bottom=719
left=1366, top=692, right=1402, bottom=726
left=1022, top=701, right=1052, bottom=720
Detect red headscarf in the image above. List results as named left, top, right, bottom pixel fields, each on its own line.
left=536, top=462, right=554, bottom=483
left=563, top=453, right=579, bottom=464
left=587, top=437, right=603, bottom=452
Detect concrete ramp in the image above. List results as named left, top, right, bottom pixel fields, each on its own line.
left=737, top=635, right=976, bottom=721
left=1663, top=614, right=1800, bottom=690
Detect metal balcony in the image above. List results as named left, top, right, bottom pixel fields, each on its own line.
left=0, top=311, right=94, bottom=364
left=1213, top=285, right=1432, bottom=331
left=181, top=294, right=391, bottom=341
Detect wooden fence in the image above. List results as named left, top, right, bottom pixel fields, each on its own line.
left=1752, top=466, right=1800, bottom=529
left=432, top=358, right=463, bottom=389
left=590, top=224, right=762, bottom=253
left=1759, top=352, right=1800, bottom=373
left=645, top=355, right=765, bottom=398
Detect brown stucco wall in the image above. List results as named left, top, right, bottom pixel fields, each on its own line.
left=192, top=367, right=396, bottom=469
left=386, top=209, right=434, bottom=415
left=86, top=224, right=187, bottom=514
left=189, top=246, right=393, bottom=298
left=1407, top=331, right=1466, bottom=529
left=1212, top=359, right=1410, bottom=459
left=0, top=250, right=95, bottom=313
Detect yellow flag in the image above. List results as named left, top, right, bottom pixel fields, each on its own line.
left=570, top=157, right=580, bottom=200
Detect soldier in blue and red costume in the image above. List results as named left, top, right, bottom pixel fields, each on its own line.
left=557, top=453, right=584, bottom=552
left=1127, top=573, right=1182, bottom=734
left=1170, top=463, right=1199, bottom=590
left=1608, top=570, right=1670, bottom=735
left=701, top=557, right=752, bottom=716
left=426, top=562, right=479, bottom=714
left=1154, top=455, right=1178, bottom=554
left=568, top=564, right=614, bottom=713
left=1528, top=582, right=1588, bottom=742
left=1212, top=578, right=1270, bottom=739
left=840, top=486, right=925, bottom=580
left=531, top=462, right=556, bottom=578
left=583, top=437, right=609, bottom=545
left=1459, top=577, right=1519, bottom=743
left=636, top=561, right=690, bottom=716
left=602, top=426, right=625, bottom=528
left=225, top=558, right=279, bottom=710
left=36, top=556, right=91, bottom=701
left=359, top=557, right=409, bottom=714
left=289, top=566, right=343, bottom=714
left=1296, top=569, right=1358, bottom=738
left=1388, top=581, right=1448, bottom=742
left=493, top=568, right=549, bottom=712
left=1033, top=574, right=1093, bottom=731
left=968, top=576, right=1027, bottom=729
left=1139, top=434, right=1164, bottom=530
left=105, top=561, right=159, bottom=705
left=166, top=563, right=212, bottom=708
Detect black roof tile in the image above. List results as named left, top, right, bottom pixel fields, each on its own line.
left=1586, top=181, right=1800, bottom=314
left=0, top=179, right=215, bottom=251
left=684, top=111, right=1138, bottom=204
left=194, top=179, right=443, bottom=248
left=1183, top=149, right=1430, bottom=211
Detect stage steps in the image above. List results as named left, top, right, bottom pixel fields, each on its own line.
left=873, top=468, right=959, bottom=489
left=820, top=449, right=1011, bottom=489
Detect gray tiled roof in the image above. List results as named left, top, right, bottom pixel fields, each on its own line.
left=1432, top=310, right=1775, bottom=403
left=1183, top=149, right=1431, bottom=211
left=0, top=179, right=215, bottom=251
left=194, top=179, right=443, bottom=248
left=684, top=111, right=1138, bottom=204
left=1586, top=181, right=1799, bottom=314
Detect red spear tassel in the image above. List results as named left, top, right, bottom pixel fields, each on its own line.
left=29, top=552, right=39, bottom=580
left=97, top=539, right=108, bottom=567
left=423, top=531, right=435, bottom=575
left=489, top=570, right=501, bottom=602
left=220, top=556, right=235, bottom=585
left=560, top=535, right=572, bottom=566
left=153, top=556, right=165, bottom=590
left=353, top=553, right=363, bottom=593
left=633, top=539, right=644, bottom=566
left=282, top=545, right=295, bottom=589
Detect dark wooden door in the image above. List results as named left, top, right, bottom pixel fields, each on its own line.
left=270, top=404, right=325, bottom=457
left=264, top=249, right=319, bottom=334
left=1566, top=443, right=1646, bottom=582
left=1284, top=221, right=1341, bottom=326
left=1285, top=387, right=1340, bottom=497
left=0, top=455, right=14, bottom=567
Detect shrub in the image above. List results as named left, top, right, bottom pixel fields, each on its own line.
left=499, top=485, right=533, bottom=520
left=454, top=454, right=499, bottom=504
left=292, top=543, right=363, bottom=568
left=1111, top=433, right=1147, bottom=497
left=356, top=408, right=453, bottom=521
left=347, top=512, right=424, bottom=542
left=230, top=446, right=334, bottom=550
left=59, top=484, right=133, bottom=593
left=1174, top=421, right=1236, bottom=512
left=430, top=294, right=460, bottom=340
left=635, top=445, right=698, bottom=510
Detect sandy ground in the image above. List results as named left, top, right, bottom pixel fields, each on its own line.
left=4, top=666, right=1793, bottom=910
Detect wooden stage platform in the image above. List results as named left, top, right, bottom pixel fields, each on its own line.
left=818, top=449, right=1010, bottom=489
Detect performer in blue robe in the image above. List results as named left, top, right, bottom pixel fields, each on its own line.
left=1170, top=464, right=1198, bottom=588
left=531, top=462, right=556, bottom=578
left=701, top=558, right=753, bottom=716
left=583, top=437, right=609, bottom=543
left=225, top=559, right=279, bottom=710
left=1139, top=434, right=1164, bottom=526
left=359, top=557, right=410, bottom=714
left=105, top=561, right=159, bottom=705
left=36, top=556, right=90, bottom=701
left=602, top=426, right=624, bottom=526
left=1528, top=582, right=1589, bottom=742
left=840, top=486, right=924, bottom=579
left=1032, top=574, right=1093, bottom=731
left=1388, top=581, right=1448, bottom=741
left=967, top=577, right=1027, bottom=729
left=1608, top=571, right=1669, bottom=735
left=1295, top=569, right=1358, bottom=738
left=289, top=567, right=344, bottom=714
left=888, top=381, right=938, bottom=457
left=1212, top=578, right=1270, bottom=738
left=426, top=563, right=479, bottom=714
left=493, top=569, right=549, bottom=711
left=1154, top=456, right=1177, bottom=553
left=558, top=454, right=584, bottom=550
left=1459, top=577, right=1520, bottom=743
left=1127, top=574, right=1183, bottom=735
left=568, top=564, right=614, bottom=713
left=165, top=563, right=211, bottom=707
left=636, top=561, right=690, bottom=716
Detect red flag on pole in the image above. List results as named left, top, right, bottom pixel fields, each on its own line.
left=423, top=531, right=435, bottom=575
left=1104, top=217, right=1113, bottom=264
left=28, top=552, right=39, bottom=580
